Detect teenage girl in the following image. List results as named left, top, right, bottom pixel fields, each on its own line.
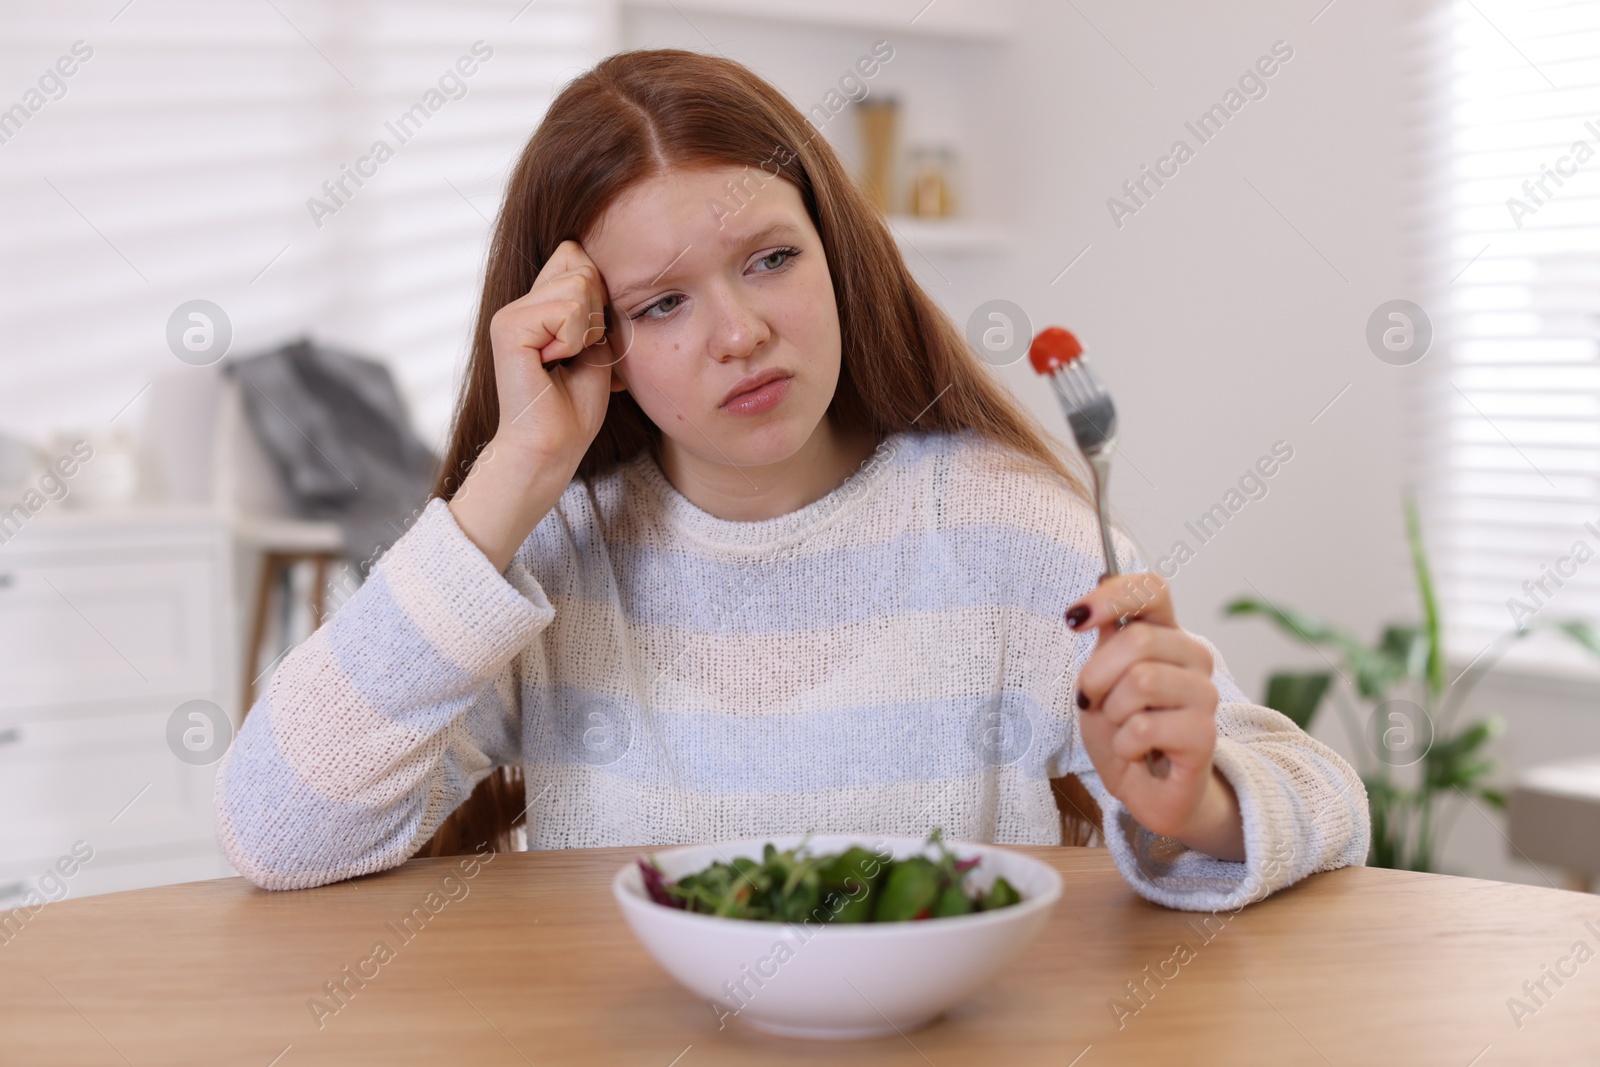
left=214, top=49, right=1369, bottom=911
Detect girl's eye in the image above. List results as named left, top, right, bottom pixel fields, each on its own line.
left=631, top=293, right=683, bottom=321
left=754, top=246, right=801, bottom=272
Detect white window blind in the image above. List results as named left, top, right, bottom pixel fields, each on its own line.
left=0, top=0, right=608, bottom=454
left=1412, top=0, right=1600, bottom=674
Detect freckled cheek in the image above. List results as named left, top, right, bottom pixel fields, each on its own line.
left=626, top=337, right=705, bottom=411
left=772, top=288, right=831, bottom=345
left=781, top=285, right=841, bottom=370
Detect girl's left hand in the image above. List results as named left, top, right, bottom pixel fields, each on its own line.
left=1067, top=573, right=1245, bottom=861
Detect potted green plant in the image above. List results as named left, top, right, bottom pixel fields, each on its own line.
left=1224, top=496, right=1600, bottom=871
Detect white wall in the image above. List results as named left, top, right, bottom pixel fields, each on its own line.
left=987, top=14, right=1416, bottom=680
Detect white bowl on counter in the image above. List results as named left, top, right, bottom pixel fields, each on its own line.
left=611, top=833, right=1063, bottom=1040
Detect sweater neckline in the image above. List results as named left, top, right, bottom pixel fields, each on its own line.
left=631, top=430, right=907, bottom=551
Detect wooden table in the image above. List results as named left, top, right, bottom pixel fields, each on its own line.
left=4, top=846, right=1598, bottom=1065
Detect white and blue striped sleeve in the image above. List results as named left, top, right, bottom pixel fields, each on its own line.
left=213, top=496, right=554, bottom=890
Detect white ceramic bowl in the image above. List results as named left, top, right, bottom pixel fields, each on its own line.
left=611, top=833, right=1063, bottom=1040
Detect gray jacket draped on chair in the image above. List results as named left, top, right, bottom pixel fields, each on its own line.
left=227, top=338, right=440, bottom=575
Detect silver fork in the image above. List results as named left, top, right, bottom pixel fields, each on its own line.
left=1047, top=355, right=1172, bottom=780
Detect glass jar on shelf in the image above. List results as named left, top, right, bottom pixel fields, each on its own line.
left=855, top=96, right=900, bottom=215
left=907, top=144, right=957, bottom=219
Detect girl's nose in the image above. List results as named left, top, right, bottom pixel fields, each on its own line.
left=707, top=287, right=771, bottom=361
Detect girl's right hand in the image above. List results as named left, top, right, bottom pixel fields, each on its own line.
left=449, top=240, right=622, bottom=573
left=485, top=239, right=620, bottom=471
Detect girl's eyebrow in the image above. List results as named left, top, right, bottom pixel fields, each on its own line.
left=609, top=221, right=803, bottom=305
left=724, top=220, right=802, bottom=249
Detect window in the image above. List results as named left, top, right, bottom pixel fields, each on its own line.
left=1416, top=0, right=1600, bottom=674
left=0, top=0, right=608, bottom=452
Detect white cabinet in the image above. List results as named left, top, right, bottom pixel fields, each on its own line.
left=0, top=508, right=240, bottom=902
left=0, top=555, right=218, bottom=710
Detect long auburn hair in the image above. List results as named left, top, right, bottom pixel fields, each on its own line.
left=417, top=48, right=1103, bottom=859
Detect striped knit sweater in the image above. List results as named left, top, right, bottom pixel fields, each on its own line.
left=213, top=427, right=1370, bottom=910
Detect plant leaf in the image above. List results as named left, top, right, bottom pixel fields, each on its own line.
left=1225, top=597, right=1395, bottom=698
left=1224, top=598, right=1366, bottom=653
left=1363, top=774, right=1407, bottom=806
left=1404, top=495, right=1446, bottom=698
left=1379, top=624, right=1430, bottom=682
left=1225, top=597, right=1417, bottom=702
left=1424, top=719, right=1501, bottom=792
left=1346, top=645, right=1408, bottom=703
left=1263, top=671, right=1333, bottom=730
left=1548, top=618, right=1600, bottom=658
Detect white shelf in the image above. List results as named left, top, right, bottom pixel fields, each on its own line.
left=620, top=0, right=1015, bottom=41
left=887, top=216, right=1011, bottom=257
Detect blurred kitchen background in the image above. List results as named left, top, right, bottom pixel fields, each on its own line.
left=3, top=0, right=1599, bottom=901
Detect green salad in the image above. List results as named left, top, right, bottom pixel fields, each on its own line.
left=637, top=828, right=1022, bottom=923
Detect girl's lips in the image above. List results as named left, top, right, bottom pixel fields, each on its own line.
left=720, top=374, right=792, bottom=416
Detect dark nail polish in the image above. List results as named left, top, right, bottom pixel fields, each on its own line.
left=1076, top=688, right=1089, bottom=710
left=1065, top=604, right=1090, bottom=629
